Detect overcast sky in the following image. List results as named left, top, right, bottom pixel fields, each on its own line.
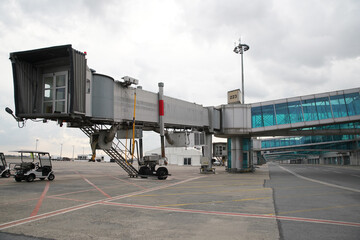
left=0, top=0, right=359, bottom=157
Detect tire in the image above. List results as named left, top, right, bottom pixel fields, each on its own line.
left=15, top=176, right=22, bottom=182
left=2, top=171, right=10, bottom=178
left=48, top=173, right=55, bottom=181
left=156, top=167, right=168, bottom=180
left=139, top=166, right=151, bottom=178
left=26, top=174, right=35, bottom=182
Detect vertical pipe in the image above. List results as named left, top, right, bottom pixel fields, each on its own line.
left=158, top=82, right=165, bottom=158
left=241, top=51, right=245, bottom=104
left=139, top=138, right=143, bottom=159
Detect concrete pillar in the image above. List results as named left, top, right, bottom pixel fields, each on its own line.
left=230, top=137, right=243, bottom=172
left=204, top=133, right=213, bottom=170
left=236, top=137, right=242, bottom=170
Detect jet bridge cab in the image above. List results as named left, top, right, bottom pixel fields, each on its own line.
left=9, top=45, right=89, bottom=122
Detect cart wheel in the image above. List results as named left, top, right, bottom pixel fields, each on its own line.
left=15, top=176, right=22, bottom=182
left=48, top=173, right=55, bottom=181
left=26, top=174, right=35, bottom=182
left=156, top=167, right=168, bottom=180
left=2, top=171, right=10, bottom=178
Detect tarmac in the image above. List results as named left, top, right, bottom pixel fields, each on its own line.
left=0, top=160, right=279, bottom=239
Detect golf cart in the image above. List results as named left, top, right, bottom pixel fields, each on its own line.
left=0, top=152, right=11, bottom=178
left=13, top=150, right=55, bottom=182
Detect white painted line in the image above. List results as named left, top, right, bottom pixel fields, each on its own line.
left=100, top=202, right=360, bottom=227
left=278, top=166, right=360, bottom=193
left=0, top=175, right=204, bottom=230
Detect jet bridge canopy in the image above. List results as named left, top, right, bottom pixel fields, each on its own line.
left=10, top=44, right=87, bottom=119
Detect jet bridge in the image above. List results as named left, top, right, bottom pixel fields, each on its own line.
left=9, top=45, right=221, bottom=177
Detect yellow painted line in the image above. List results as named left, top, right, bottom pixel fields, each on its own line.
left=167, top=183, right=263, bottom=189
left=130, top=187, right=271, bottom=198
left=159, top=196, right=271, bottom=207
left=233, top=197, right=271, bottom=202
left=266, top=203, right=360, bottom=216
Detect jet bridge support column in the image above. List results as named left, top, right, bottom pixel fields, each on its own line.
left=229, top=136, right=252, bottom=172
left=205, top=133, right=213, bottom=171
left=158, top=82, right=165, bottom=159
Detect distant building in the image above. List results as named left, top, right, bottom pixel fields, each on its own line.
left=145, top=147, right=202, bottom=166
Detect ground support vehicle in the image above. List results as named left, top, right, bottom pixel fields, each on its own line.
left=13, top=151, right=55, bottom=182
left=0, top=152, right=11, bottom=178
left=138, top=154, right=170, bottom=180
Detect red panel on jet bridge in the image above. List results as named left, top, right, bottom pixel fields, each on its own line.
left=159, top=100, right=164, bottom=116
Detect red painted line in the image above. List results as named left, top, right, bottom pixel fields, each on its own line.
left=30, top=181, right=50, bottom=217
left=108, top=175, right=147, bottom=190
left=0, top=201, right=100, bottom=230
left=101, top=202, right=360, bottom=228
left=74, top=170, right=111, bottom=198
left=0, top=176, right=204, bottom=230
left=83, top=177, right=111, bottom=198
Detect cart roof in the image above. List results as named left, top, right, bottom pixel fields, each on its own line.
left=12, top=150, right=50, bottom=154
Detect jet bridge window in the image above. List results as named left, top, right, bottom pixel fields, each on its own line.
left=43, top=72, right=68, bottom=113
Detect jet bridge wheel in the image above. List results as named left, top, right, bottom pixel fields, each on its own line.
left=139, top=166, right=152, bottom=178
left=156, top=167, right=168, bottom=180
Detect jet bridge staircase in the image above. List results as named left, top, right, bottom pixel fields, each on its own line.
left=80, top=125, right=139, bottom=177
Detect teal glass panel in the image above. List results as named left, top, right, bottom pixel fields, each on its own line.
left=275, top=102, right=290, bottom=125
left=287, top=101, right=303, bottom=123
left=227, top=139, right=231, bottom=169
left=315, top=97, right=332, bottom=120
left=330, top=94, right=348, bottom=118
left=243, top=138, right=250, bottom=151
left=242, top=152, right=248, bottom=168
left=302, top=98, right=318, bottom=121
left=251, top=106, right=263, bottom=128
left=262, top=105, right=276, bottom=127
left=344, top=92, right=360, bottom=116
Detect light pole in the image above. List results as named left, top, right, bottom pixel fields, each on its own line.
left=234, top=38, right=250, bottom=104
left=35, top=139, right=39, bottom=151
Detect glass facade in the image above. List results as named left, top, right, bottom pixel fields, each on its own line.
left=251, top=92, right=360, bottom=128
left=261, top=134, right=358, bottom=149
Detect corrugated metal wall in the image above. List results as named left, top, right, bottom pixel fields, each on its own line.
left=70, top=49, right=86, bottom=114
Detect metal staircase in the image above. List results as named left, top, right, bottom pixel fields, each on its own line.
left=80, top=125, right=139, bottom=177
